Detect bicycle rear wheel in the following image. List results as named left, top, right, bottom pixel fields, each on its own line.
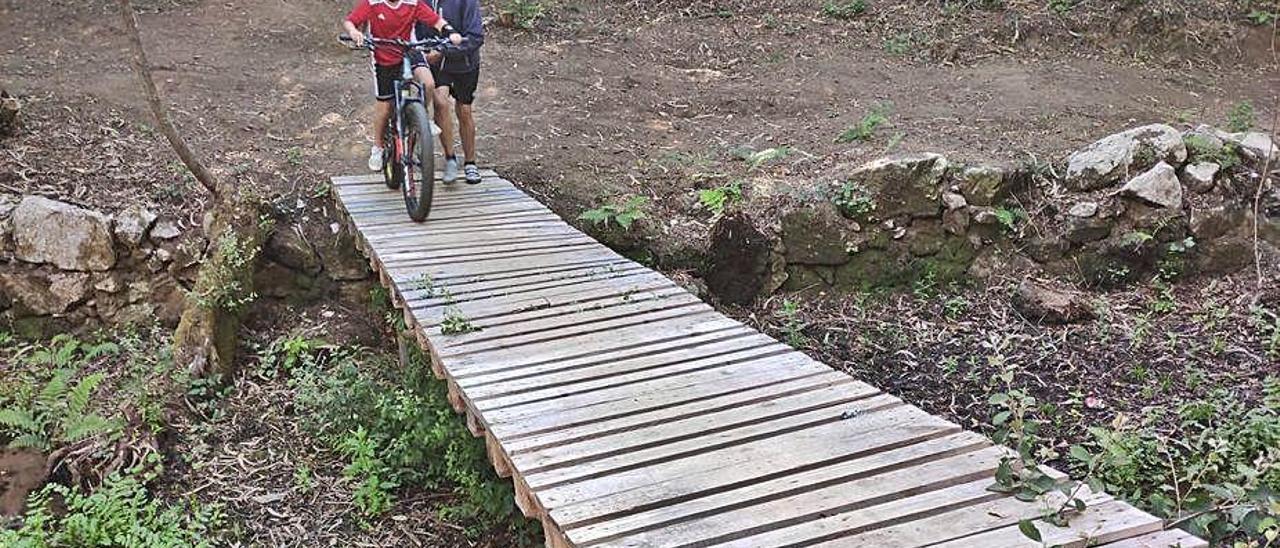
left=400, top=102, right=434, bottom=222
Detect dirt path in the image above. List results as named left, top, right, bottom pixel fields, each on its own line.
left=2, top=0, right=1275, bottom=221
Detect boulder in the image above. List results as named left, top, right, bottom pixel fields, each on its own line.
left=942, top=207, right=970, bottom=235
left=112, top=206, right=158, bottom=247
left=265, top=224, right=323, bottom=275
left=1011, top=278, right=1095, bottom=325
left=150, top=219, right=182, bottom=240
left=845, top=153, right=948, bottom=219
left=1189, top=204, right=1246, bottom=241
left=1064, top=124, right=1187, bottom=191
left=1180, top=162, right=1218, bottom=194
left=1064, top=215, right=1113, bottom=245
left=704, top=212, right=787, bottom=305
left=781, top=205, right=857, bottom=266
left=1068, top=201, right=1099, bottom=218
left=955, top=165, right=1006, bottom=206
left=1217, top=130, right=1278, bottom=164
left=1118, top=162, right=1182, bottom=209
left=12, top=196, right=116, bottom=271
left=0, top=270, right=89, bottom=315
left=941, top=191, right=967, bottom=211
left=313, top=226, right=373, bottom=282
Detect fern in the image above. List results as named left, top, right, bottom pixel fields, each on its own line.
left=0, top=408, right=40, bottom=433
left=69, top=373, right=106, bottom=416
left=62, top=415, right=116, bottom=443
left=9, top=433, right=49, bottom=451
left=36, top=369, right=71, bottom=410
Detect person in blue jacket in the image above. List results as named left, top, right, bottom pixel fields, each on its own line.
left=419, top=0, right=484, bottom=184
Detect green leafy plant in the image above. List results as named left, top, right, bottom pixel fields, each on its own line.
left=835, top=103, right=891, bottom=143
left=1049, top=0, right=1075, bottom=14
left=1247, top=8, right=1279, bottom=25
left=578, top=195, right=649, bottom=230
left=1081, top=386, right=1280, bottom=543
left=340, top=426, right=397, bottom=518
left=441, top=308, right=480, bottom=335
left=1, top=341, right=120, bottom=451
left=190, top=231, right=261, bottom=312
left=1184, top=134, right=1241, bottom=170
left=993, top=206, right=1024, bottom=234
left=0, top=471, right=223, bottom=546
left=698, top=181, right=743, bottom=216
left=735, top=146, right=794, bottom=170
left=286, top=147, right=303, bottom=167
left=499, top=0, right=545, bottom=29
left=1227, top=101, right=1256, bottom=132
left=883, top=32, right=914, bottom=55
left=821, top=0, right=867, bottom=19
left=833, top=180, right=876, bottom=219
left=779, top=299, right=809, bottom=348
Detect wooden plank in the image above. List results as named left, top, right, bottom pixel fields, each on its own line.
left=534, top=402, right=958, bottom=516
left=404, top=264, right=661, bottom=309
left=460, top=330, right=776, bottom=401
left=561, top=431, right=993, bottom=543
left=583, top=445, right=1007, bottom=547
left=501, top=361, right=850, bottom=455
left=430, top=299, right=710, bottom=350
left=444, top=314, right=747, bottom=378
left=415, top=283, right=688, bottom=329
left=1098, top=529, right=1208, bottom=548
left=511, top=380, right=882, bottom=475
left=928, top=500, right=1163, bottom=548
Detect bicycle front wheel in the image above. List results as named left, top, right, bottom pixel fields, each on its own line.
left=401, top=102, right=435, bottom=222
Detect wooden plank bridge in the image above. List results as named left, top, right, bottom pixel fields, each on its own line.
left=330, top=172, right=1205, bottom=548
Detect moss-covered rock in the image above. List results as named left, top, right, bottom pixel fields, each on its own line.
left=845, top=153, right=948, bottom=220
left=781, top=204, right=857, bottom=266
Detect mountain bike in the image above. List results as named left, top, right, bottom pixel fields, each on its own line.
left=340, top=34, right=456, bottom=222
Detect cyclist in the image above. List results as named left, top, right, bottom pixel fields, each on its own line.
left=419, top=0, right=484, bottom=184
left=342, top=0, right=463, bottom=172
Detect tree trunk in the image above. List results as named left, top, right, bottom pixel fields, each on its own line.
left=116, top=0, right=271, bottom=379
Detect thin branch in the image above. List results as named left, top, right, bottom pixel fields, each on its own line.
left=116, top=0, right=219, bottom=196
left=1254, top=99, right=1278, bottom=287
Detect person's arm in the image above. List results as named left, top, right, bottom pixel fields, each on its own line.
left=343, top=0, right=369, bottom=46
left=417, top=3, right=463, bottom=44
left=448, top=0, right=483, bottom=55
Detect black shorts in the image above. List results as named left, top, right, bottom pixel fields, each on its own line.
left=373, top=53, right=429, bottom=101
left=430, top=66, right=480, bottom=105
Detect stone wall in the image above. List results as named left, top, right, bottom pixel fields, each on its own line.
left=705, top=122, right=1280, bottom=304
left=0, top=194, right=372, bottom=336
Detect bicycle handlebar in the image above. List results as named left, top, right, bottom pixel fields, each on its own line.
left=337, top=33, right=463, bottom=51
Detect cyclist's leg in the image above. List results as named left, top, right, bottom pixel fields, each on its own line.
left=430, top=69, right=456, bottom=159
left=452, top=68, right=480, bottom=164
left=372, top=65, right=397, bottom=148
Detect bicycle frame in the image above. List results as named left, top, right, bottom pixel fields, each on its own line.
left=388, top=55, right=428, bottom=175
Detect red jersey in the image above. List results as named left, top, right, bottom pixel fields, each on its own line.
left=346, top=0, right=443, bottom=66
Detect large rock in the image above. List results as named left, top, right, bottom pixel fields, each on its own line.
left=112, top=206, right=158, bottom=247
left=781, top=204, right=856, bottom=266
left=12, top=196, right=116, bottom=271
left=845, top=153, right=948, bottom=219
left=1011, top=278, right=1095, bottom=324
left=0, top=269, right=90, bottom=315
left=704, top=212, right=787, bottom=305
left=955, top=165, right=1006, bottom=206
left=1118, top=162, right=1182, bottom=209
left=1180, top=162, right=1218, bottom=194
left=1065, top=124, right=1187, bottom=191
left=1216, top=130, right=1278, bottom=164
left=265, top=224, right=322, bottom=275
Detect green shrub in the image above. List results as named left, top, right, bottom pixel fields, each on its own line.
left=0, top=472, right=222, bottom=547
left=1081, top=385, right=1280, bottom=543
left=822, top=0, right=867, bottom=19
left=698, top=181, right=743, bottom=216
left=578, top=195, right=649, bottom=230
left=1227, top=101, right=1256, bottom=132
left=500, top=0, right=545, bottom=29
left=291, top=344, right=515, bottom=525
left=835, top=103, right=890, bottom=143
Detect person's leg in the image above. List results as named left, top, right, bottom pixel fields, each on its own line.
left=372, top=100, right=391, bottom=148
left=369, top=65, right=396, bottom=171
left=433, top=85, right=456, bottom=159
left=457, top=102, right=476, bottom=163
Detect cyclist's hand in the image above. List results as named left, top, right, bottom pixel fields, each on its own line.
left=448, top=32, right=463, bottom=46
left=347, top=29, right=365, bottom=47
left=427, top=50, right=443, bottom=64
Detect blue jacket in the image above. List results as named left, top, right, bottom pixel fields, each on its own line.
left=418, top=0, right=483, bottom=73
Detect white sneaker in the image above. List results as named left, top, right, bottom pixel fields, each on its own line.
left=443, top=157, right=459, bottom=183
left=368, top=146, right=384, bottom=172
left=430, top=122, right=442, bottom=136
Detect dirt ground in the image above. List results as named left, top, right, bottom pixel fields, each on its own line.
left=2, top=0, right=1279, bottom=543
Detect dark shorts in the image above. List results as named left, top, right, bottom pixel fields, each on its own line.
left=372, top=52, right=429, bottom=101
left=430, top=66, right=480, bottom=105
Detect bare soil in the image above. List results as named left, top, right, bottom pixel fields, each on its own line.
left=2, top=0, right=1279, bottom=542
